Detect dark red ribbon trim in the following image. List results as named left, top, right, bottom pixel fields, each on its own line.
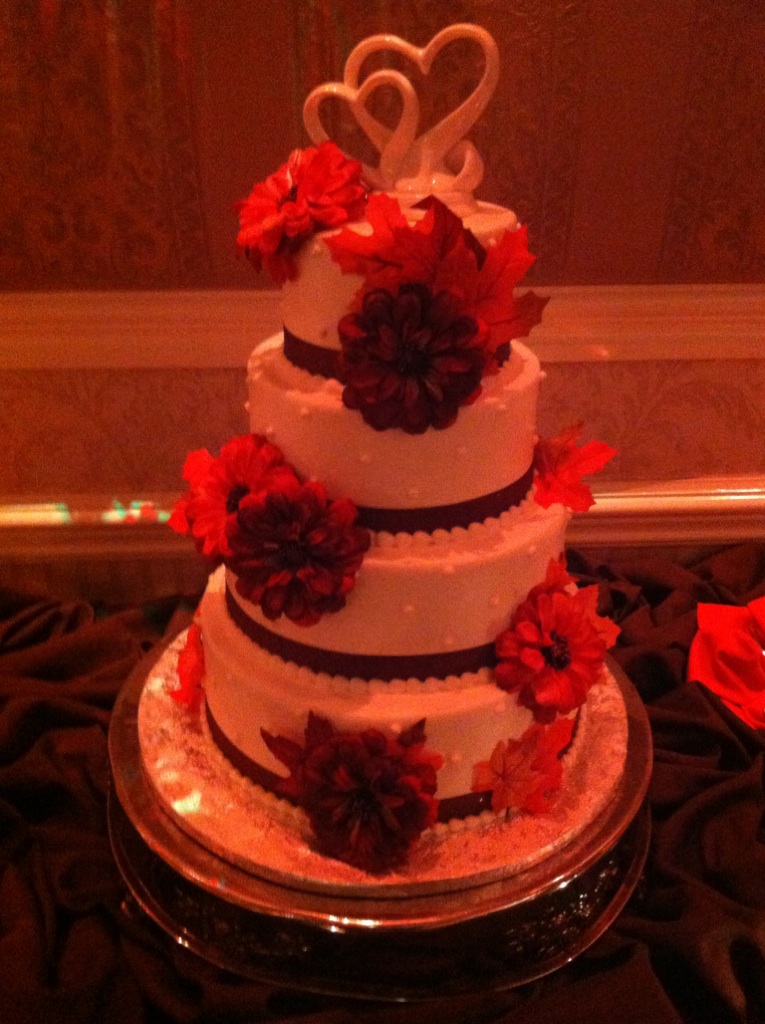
left=225, top=583, right=497, bottom=682
left=205, top=700, right=493, bottom=822
left=355, top=465, right=533, bottom=533
left=284, top=326, right=341, bottom=379
left=283, top=326, right=511, bottom=381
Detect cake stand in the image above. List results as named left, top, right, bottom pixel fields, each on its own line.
left=107, top=640, right=652, bottom=1001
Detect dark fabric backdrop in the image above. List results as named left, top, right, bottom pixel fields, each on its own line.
left=2, top=543, right=765, bottom=1024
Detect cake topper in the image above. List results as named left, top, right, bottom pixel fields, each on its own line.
left=303, top=23, right=499, bottom=204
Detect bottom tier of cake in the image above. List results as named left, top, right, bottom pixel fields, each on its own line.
left=137, top=631, right=628, bottom=893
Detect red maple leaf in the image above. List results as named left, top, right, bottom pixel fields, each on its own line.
left=328, top=195, right=484, bottom=306
left=472, top=715, right=575, bottom=815
left=533, top=423, right=617, bottom=512
left=325, top=193, right=409, bottom=286
left=171, top=622, right=205, bottom=711
left=328, top=195, right=547, bottom=355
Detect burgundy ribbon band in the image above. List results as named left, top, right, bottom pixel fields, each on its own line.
left=284, top=327, right=341, bottom=379
left=225, top=583, right=497, bottom=682
left=355, top=466, right=533, bottom=533
left=284, top=325, right=511, bottom=382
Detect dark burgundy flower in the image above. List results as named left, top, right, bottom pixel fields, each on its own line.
left=228, top=476, right=371, bottom=626
left=262, top=714, right=443, bottom=872
left=338, top=282, right=491, bottom=433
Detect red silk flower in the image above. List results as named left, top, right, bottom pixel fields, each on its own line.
left=261, top=713, right=443, bottom=872
left=168, top=433, right=293, bottom=561
left=688, top=597, right=765, bottom=730
left=171, top=622, right=205, bottom=711
left=495, top=560, right=620, bottom=721
left=236, top=141, right=367, bottom=283
left=533, top=423, right=617, bottom=512
left=471, top=715, right=576, bottom=815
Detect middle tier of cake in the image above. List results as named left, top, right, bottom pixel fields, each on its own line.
left=247, top=336, right=542, bottom=529
left=198, top=491, right=569, bottom=816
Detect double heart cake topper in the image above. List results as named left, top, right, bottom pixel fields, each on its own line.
left=303, top=23, right=499, bottom=201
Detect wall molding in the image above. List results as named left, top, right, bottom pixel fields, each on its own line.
left=1, top=284, right=763, bottom=369
left=2, top=476, right=763, bottom=603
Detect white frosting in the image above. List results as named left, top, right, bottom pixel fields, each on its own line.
left=248, top=337, right=541, bottom=509
left=226, top=496, right=568, bottom=656
left=199, top=567, right=536, bottom=800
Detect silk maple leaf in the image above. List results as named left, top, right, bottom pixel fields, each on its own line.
left=472, top=716, right=575, bottom=815
left=533, top=423, right=617, bottom=512
left=171, top=622, right=205, bottom=711
left=327, top=194, right=547, bottom=356
left=326, top=193, right=480, bottom=295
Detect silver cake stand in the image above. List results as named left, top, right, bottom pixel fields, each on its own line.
left=108, top=644, right=652, bottom=1000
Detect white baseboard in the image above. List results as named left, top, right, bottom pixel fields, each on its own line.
left=2, top=476, right=763, bottom=604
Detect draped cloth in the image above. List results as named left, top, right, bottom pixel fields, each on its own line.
left=2, top=543, right=765, bottom=1024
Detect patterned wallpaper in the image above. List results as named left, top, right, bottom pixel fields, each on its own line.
left=0, top=0, right=210, bottom=289
left=2, top=1, right=764, bottom=500
left=1, top=0, right=763, bottom=288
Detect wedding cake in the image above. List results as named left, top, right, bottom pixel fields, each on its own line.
left=160, top=24, right=620, bottom=878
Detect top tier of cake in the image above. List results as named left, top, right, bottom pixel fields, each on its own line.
left=281, top=199, right=518, bottom=353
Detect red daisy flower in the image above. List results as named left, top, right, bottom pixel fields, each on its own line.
left=168, top=434, right=292, bottom=562
left=533, top=423, right=617, bottom=512
left=227, top=475, right=371, bottom=626
left=171, top=622, right=205, bottom=711
left=337, top=282, right=492, bottom=433
left=261, top=713, right=443, bottom=873
left=471, top=716, right=575, bottom=815
left=236, top=141, right=367, bottom=284
left=494, top=561, right=620, bottom=721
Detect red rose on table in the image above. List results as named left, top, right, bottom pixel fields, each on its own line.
left=689, top=597, right=765, bottom=730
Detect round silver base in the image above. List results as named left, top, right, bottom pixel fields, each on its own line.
left=108, top=651, right=651, bottom=1000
